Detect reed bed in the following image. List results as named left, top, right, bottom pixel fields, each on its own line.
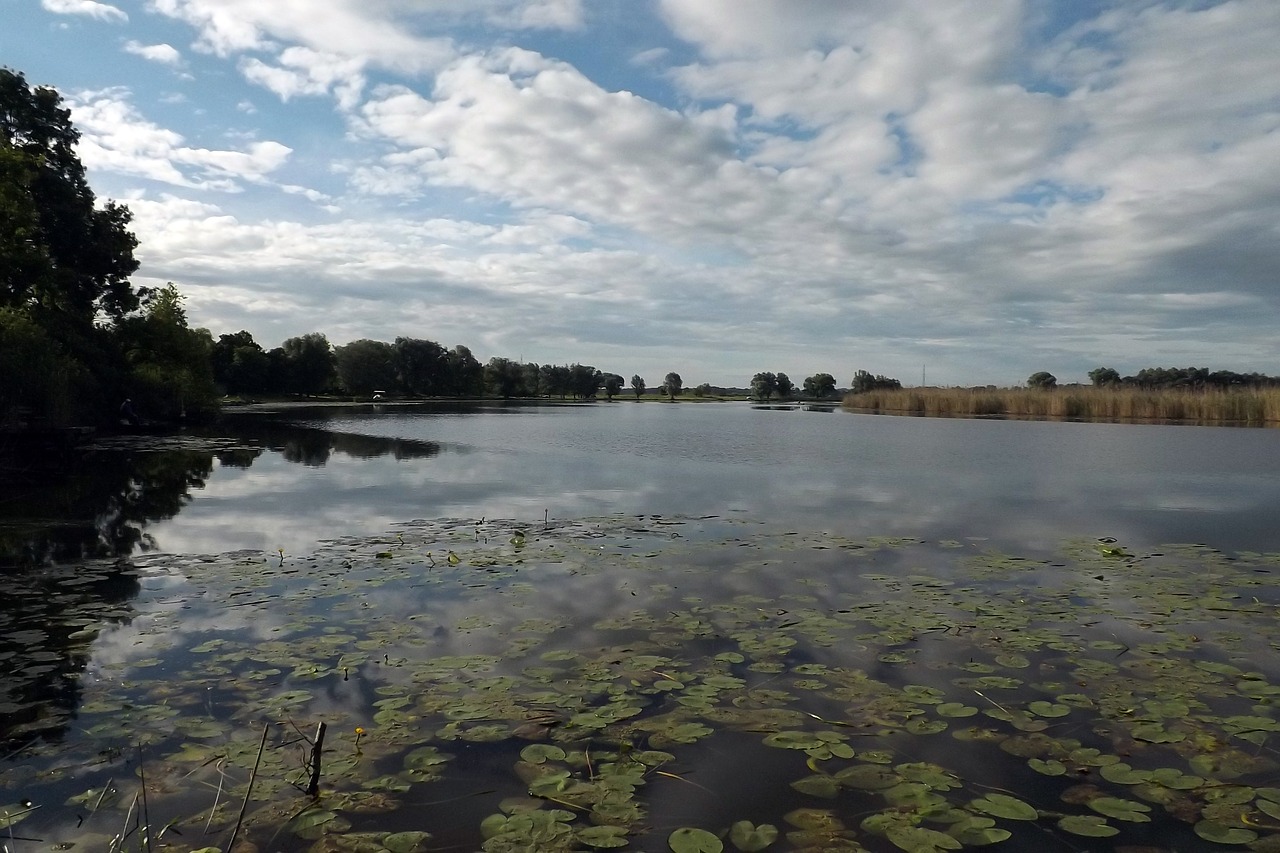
left=842, top=387, right=1280, bottom=425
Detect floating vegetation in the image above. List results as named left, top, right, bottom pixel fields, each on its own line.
left=2, top=515, right=1280, bottom=851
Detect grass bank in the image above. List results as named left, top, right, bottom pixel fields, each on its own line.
left=843, top=387, right=1280, bottom=425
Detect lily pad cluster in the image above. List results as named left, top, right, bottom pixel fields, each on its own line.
left=1, top=516, right=1280, bottom=852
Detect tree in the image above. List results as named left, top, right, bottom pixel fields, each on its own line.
left=1, top=69, right=140, bottom=324
left=484, top=357, right=524, bottom=398
left=602, top=373, right=625, bottom=400
left=116, top=283, right=218, bottom=419
left=443, top=345, right=483, bottom=396
left=568, top=363, right=602, bottom=399
left=803, top=373, right=837, bottom=399
left=1088, top=367, right=1121, bottom=387
left=662, top=372, right=683, bottom=401
left=1027, top=371, right=1058, bottom=389
left=212, top=330, right=274, bottom=394
left=851, top=370, right=902, bottom=393
left=282, top=333, right=336, bottom=395
left=751, top=372, right=778, bottom=401
left=336, top=339, right=397, bottom=395
left=631, top=374, right=646, bottom=400
left=775, top=372, right=794, bottom=399
left=393, top=337, right=448, bottom=396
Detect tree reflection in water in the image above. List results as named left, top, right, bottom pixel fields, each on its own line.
left=0, top=422, right=439, bottom=747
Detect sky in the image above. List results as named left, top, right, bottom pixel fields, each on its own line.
left=4, top=0, right=1279, bottom=387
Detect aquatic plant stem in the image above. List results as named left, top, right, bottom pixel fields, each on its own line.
left=227, top=724, right=269, bottom=853
left=306, top=722, right=327, bottom=797
left=137, top=746, right=153, bottom=853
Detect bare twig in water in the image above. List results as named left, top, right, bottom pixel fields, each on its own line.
left=137, top=746, right=153, bottom=853
left=306, top=722, right=327, bottom=797
left=226, top=724, right=270, bottom=853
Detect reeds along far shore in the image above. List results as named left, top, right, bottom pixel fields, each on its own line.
left=842, top=387, right=1280, bottom=425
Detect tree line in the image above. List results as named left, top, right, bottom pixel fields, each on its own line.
left=2, top=68, right=218, bottom=427
left=1026, top=368, right=1280, bottom=390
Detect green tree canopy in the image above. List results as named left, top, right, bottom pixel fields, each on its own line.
left=1027, top=371, right=1058, bottom=389
left=851, top=370, right=902, bottom=393
left=337, top=339, right=397, bottom=395
left=394, top=337, right=449, bottom=396
left=602, top=373, right=625, bottom=400
left=0, top=68, right=140, bottom=325
left=751, top=371, right=778, bottom=400
left=282, top=333, right=337, bottom=395
left=631, top=374, right=646, bottom=400
left=775, top=372, right=794, bottom=399
left=662, top=372, right=683, bottom=401
left=116, top=283, right=218, bottom=419
left=1088, top=367, right=1121, bottom=386
left=803, top=373, right=837, bottom=399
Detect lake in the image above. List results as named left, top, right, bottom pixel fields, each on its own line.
left=3, top=402, right=1280, bottom=852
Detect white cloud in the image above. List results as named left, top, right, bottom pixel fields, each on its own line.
left=239, top=47, right=366, bottom=109
left=26, top=0, right=1280, bottom=383
left=68, top=89, right=294, bottom=191
left=41, top=0, right=126, bottom=22
left=148, top=0, right=454, bottom=71
left=124, top=40, right=182, bottom=65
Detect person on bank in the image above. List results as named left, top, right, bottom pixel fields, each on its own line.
left=120, top=398, right=140, bottom=426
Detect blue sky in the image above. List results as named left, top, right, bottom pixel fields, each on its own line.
left=4, top=0, right=1279, bottom=386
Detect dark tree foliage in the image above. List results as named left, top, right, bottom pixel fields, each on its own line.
left=1027, top=371, right=1058, bottom=389
left=1118, top=366, right=1280, bottom=390
left=484, top=357, right=525, bottom=398
left=1088, top=367, right=1121, bottom=387
left=336, top=339, right=397, bottom=395
left=631, top=374, right=646, bottom=400
left=394, top=337, right=449, bottom=396
left=282, top=333, right=337, bottom=395
left=751, top=372, right=778, bottom=400
left=775, top=372, right=794, bottom=399
left=443, top=345, right=484, bottom=396
left=662, top=372, right=683, bottom=401
left=850, top=370, right=902, bottom=393
left=212, top=330, right=275, bottom=394
left=803, top=373, right=837, bottom=399
left=0, top=68, right=139, bottom=324
left=568, top=364, right=602, bottom=399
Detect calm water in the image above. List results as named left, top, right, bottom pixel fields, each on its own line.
left=139, top=401, right=1280, bottom=556
left=4, top=403, right=1280, bottom=852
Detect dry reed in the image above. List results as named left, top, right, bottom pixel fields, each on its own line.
left=842, top=387, right=1280, bottom=425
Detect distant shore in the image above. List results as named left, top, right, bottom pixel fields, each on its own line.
left=842, top=386, right=1280, bottom=426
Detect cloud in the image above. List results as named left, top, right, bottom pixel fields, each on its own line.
left=41, top=0, right=126, bottom=22
left=68, top=89, right=294, bottom=191
left=239, top=47, right=367, bottom=109
left=148, top=0, right=454, bottom=71
left=35, top=0, right=1280, bottom=384
left=124, top=40, right=182, bottom=65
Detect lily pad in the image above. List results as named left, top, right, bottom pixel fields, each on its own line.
left=669, top=827, right=724, bottom=853
left=728, top=820, right=778, bottom=851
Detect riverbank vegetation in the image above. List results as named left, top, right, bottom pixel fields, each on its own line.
left=1, top=69, right=217, bottom=428
left=845, top=386, right=1280, bottom=425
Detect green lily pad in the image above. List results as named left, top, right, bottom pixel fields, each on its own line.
left=970, top=793, right=1038, bottom=820
left=728, top=820, right=778, bottom=851
left=383, top=831, right=433, bottom=853
left=1193, top=821, right=1257, bottom=844
left=669, top=827, right=724, bottom=853
left=578, top=825, right=630, bottom=848
left=886, top=825, right=962, bottom=851
left=1057, top=815, right=1119, bottom=837
left=1087, top=796, right=1152, bottom=822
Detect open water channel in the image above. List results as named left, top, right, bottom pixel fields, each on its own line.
left=3, top=402, right=1280, bottom=852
